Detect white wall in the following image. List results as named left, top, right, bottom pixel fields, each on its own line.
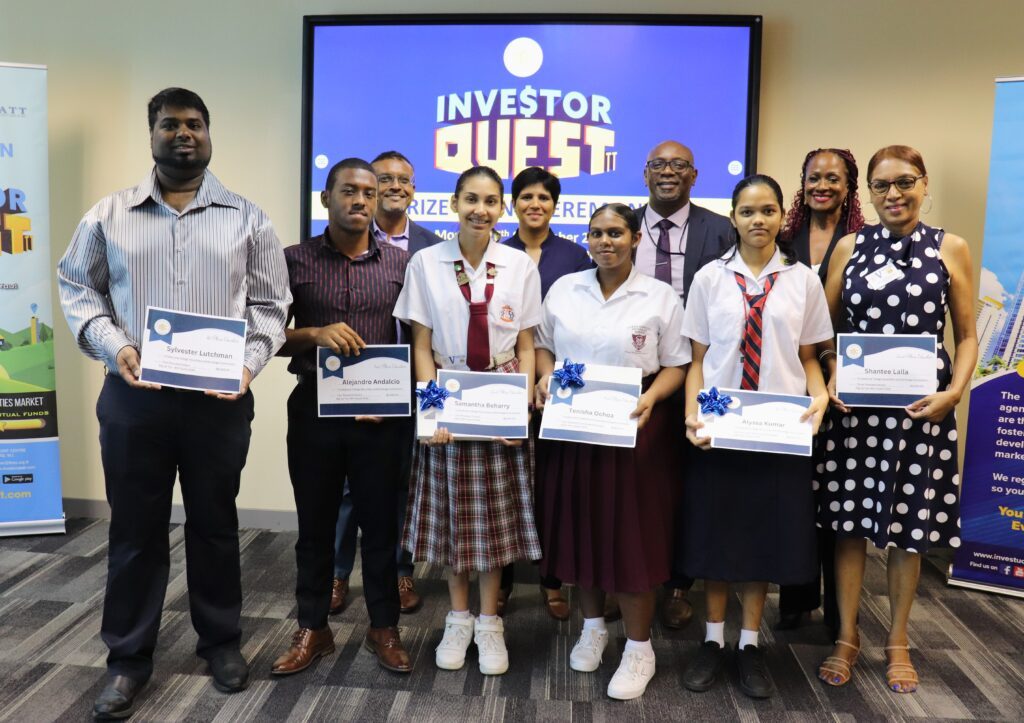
left=3, top=0, right=1022, bottom=515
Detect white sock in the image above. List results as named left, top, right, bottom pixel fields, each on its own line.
left=705, top=621, right=726, bottom=646
left=450, top=609, right=472, bottom=619
left=478, top=613, right=498, bottom=623
left=739, top=628, right=759, bottom=649
left=624, top=637, right=654, bottom=657
left=582, top=616, right=607, bottom=632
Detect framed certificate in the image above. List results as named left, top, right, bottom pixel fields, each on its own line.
left=836, top=333, right=938, bottom=407
left=697, top=388, right=813, bottom=456
left=139, top=306, right=247, bottom=393
left=539, top=363, right=642, bottom=448
left=317, top=345, right=411, bottom=417
left=417, top=370, right=529, bottom=440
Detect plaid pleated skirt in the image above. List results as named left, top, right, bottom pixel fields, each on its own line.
left=402, top=358, right=542, bottom=573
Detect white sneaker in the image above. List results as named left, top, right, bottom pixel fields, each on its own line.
left=569, top=628, right=609, bottom=672
left=435, top=612, right=474, bottom=670
left=607, top=649, right=656, bottom=700
left=474, top=616, right=509, bottom=675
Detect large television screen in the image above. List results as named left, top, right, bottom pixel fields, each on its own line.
left=302, top=14, right=761, bottom=244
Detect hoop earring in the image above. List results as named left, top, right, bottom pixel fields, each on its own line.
left=922, top=195, right=933, bottom=215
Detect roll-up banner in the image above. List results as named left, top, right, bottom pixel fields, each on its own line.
left=0, top=63, right=65, bottom=536
left=949, top=77, right=1024, bottom=597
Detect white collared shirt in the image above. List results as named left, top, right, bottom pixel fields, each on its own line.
left=635, top=203, right=691, bottom=298
left=682, top=247, right=833, bottom=395
left=536, top=266, right=691, bottom=376
left=394, top=238, right=542, bottom=369
left=372, top=217, right=411, bottom=252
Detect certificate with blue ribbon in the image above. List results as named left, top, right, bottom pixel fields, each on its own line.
left=139, top=306, right=247, bottom=392
left=836, top=333, right=937, bottom=407
left=539, top=362, right=642, bottom=448
left=697, top=387, right=813, bottom=456
left=317, top=344, right=411, bottom=417
left=416, top=370, right=529, bottom=440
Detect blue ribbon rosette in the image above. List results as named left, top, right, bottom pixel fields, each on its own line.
left=697, top=387, right=733, bottom=416
left=552, top=358, right=587, bottom=389
left=415, top=379, right=450, bottom=411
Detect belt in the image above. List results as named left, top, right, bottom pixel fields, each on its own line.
left=433, top=349, right=515, bottom=370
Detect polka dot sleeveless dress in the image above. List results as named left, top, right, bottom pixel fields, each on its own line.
left=816, top=222, right=961, bottom=552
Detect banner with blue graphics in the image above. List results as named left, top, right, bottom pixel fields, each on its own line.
left=306, top=20, right=758, bottom=243
left=0, top=63, right=65, bottom=536
left=950, top=78, right=1024, bottom=597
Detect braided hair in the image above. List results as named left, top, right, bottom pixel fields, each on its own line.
left=781, top=148, right=865, bottom=240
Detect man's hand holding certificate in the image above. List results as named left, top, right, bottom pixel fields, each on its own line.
left=417, top=370, right=529, bottom=441
left=139, top=306, right=247, bottom=393
left=836, top=333, right=937, bottom=407
left=539, top=361, right=643, bottom=448
left=696, top=388, right=814, bottom=456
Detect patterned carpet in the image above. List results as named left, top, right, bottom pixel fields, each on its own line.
left=1, top=518, right=1022, bottom=721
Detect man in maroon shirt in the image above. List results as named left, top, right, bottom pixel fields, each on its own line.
left=272, top=158, right=412, bottom=675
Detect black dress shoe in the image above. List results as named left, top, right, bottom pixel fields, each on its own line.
left=774, top=611, right=809, bottom=631
left=682, top=641, right=727, bottom=692
left=208, top=649, right=249, bottom=693
left=93, top=674, right=144, bottom=720
left=737, top=644, right=775, bottom=699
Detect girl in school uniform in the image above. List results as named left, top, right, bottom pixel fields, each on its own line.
left=681, top=174, right=832, bottom=699
left=393, top=166, right=542, bottom=676
left=534, top=203, right=691, bottom=700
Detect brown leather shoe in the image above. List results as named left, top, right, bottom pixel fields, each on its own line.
left=604, top=594, right=622, bottom=623
left=364, top=626, right=412, bottom=673
left=662, top=588, right=694, bottom=629
left=271, top=627, right=335, bottom=675
left=398, top=576, right=422, bottom=614
left=329, top=578, right=349, bottom=616
left=542, top=586, right=570, bottom=621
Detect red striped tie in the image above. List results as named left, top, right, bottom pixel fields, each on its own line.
left=734, top=271, right=778, bottom=391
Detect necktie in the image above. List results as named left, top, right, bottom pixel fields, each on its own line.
left=734, top=271, right=779, bottom=390
left=654, top=218, right=674, bottom=285
left=454, top=260, right=495, bottom=371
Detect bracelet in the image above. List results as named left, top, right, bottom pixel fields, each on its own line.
left=818, top=349, right=837, bottom=362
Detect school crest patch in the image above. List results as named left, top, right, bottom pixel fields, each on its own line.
left=630, top=326, right=649, bottom=351
left=500, top=304, right=516, bottom=322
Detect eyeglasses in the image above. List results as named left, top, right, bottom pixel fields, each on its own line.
left=377, top=174, right=413, bottom=186
left=646, top=159, right=693, bottom=173
left=868, top=175, right=925, bottom=196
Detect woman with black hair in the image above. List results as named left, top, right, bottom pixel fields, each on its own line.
left=680, top=174, right=832, bottom=699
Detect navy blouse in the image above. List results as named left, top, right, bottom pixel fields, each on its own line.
left=503, top=231, right=594, bottom=300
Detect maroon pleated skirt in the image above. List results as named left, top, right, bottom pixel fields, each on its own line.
left=536, top=387, right=683, bottom=593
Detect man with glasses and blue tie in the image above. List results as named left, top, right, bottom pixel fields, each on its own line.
left=633, top=140, right=733, bottom=630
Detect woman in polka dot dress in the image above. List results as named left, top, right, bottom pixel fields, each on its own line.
left=815, top=146, right=977, bottom=694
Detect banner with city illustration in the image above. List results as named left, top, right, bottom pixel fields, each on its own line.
left=950, top=77, right=1024, bottom=596
left=0, top=63, right=64, bottom=536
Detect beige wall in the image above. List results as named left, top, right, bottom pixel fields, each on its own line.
left=2, top=0, right=1021, bottom=514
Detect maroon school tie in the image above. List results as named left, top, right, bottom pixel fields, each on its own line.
left=454, top=260, right=495, bottom=371
left=654, top=218, right=674, bottom=285
left=734, top=271, right=779, bottom=390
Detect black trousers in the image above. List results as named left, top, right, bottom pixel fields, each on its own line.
left=286, top=382, right=405, bottom=629
left=778, top=526, right=840, bottom=629
left=97, top=375, right=253, bottom=682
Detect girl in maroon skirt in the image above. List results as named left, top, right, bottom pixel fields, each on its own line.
left=534, top=203, right=691, bottom=700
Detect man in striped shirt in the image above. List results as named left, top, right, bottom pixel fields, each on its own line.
left=272, top=158, right=413, bottom=676
left=57, top=88, right=290, bottom=720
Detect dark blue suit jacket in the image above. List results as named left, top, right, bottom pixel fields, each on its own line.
left=634, top=203, right=734, bottom=302
left=408, top=219, right=442, bottom=257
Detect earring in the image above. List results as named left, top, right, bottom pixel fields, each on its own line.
left=922, top=195, right=933, bottom=215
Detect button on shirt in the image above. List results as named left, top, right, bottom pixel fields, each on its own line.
left=682, top=248, right=833, bottom=395
left=372, top=217, right=411, bottom=252
left=285, top=231, right=409, bottom=376
left=393, top=238, right=542, bottom=370
left=57, top=168, right=291, bottom=377
left=635, top=203, right=690, bottom=298
left=502, top=231, right=594, bottom=300
left=536, top=266, right=691, bottom=377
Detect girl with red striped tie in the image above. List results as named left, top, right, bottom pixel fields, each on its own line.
left=679, top=174, right=832, bottom=699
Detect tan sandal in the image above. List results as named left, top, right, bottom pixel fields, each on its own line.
left=818, top=640, right=860, bottom=686
left=884, top=645, right=919, bottom=693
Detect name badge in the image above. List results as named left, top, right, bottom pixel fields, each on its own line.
left=865, top=261, right=905, bottom=290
